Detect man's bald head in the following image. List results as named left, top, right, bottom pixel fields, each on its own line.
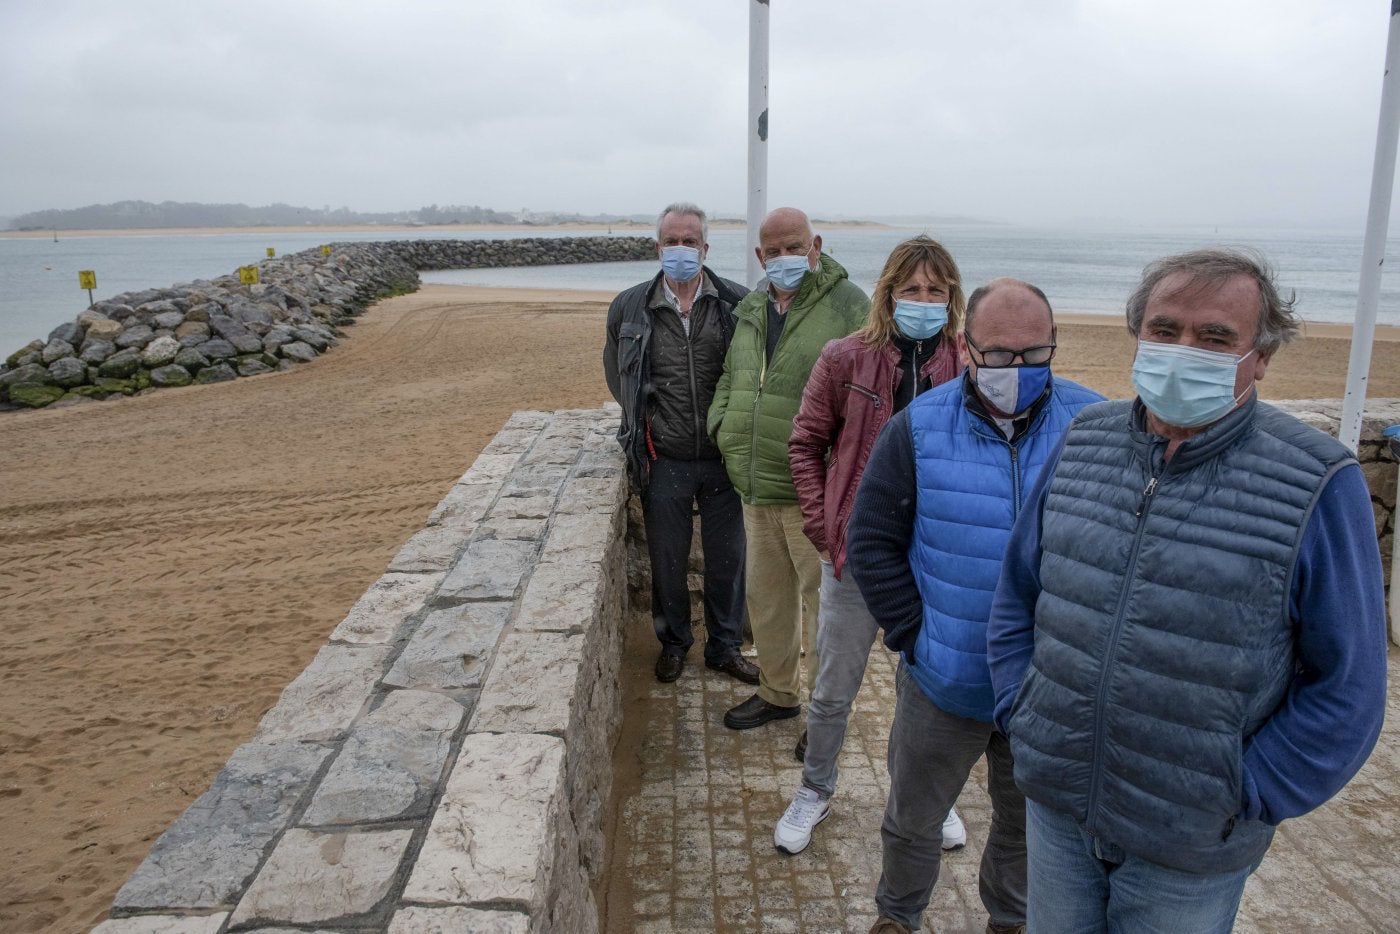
left=755, top=207, right=822, bottom=279
left=964, top=278, right=1054, bottom=339
left=759, top=207, right=813, bottom=244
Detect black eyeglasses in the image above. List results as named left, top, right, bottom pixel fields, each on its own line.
left=965, top=334, right=1056, bottom=368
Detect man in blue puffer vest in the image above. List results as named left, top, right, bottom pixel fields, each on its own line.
left=846, top=278, right=1104, bottom=934
left=988, top=249, right=1387, bottom=932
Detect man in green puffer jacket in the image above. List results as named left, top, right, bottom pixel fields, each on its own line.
left=708, top=207, right=869, bottom=731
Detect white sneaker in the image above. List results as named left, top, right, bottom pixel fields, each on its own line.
left=942, top=806, right=966, bottom=850
left=774, top=786, right=831, bottom=855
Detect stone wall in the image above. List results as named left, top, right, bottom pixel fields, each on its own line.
left=95, top=406, right=629, bottom=934
left=1273, top=399, right=1399, bottom=627
left=86, top=397, right=1400, bottom=932
left=0, top=236, right=654, bottom=409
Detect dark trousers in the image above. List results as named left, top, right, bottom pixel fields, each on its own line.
left=877, top=662, right=1027, bottom=930
left=642, top=456, right=745, bottom=663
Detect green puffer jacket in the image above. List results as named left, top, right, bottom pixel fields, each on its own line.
left=708, top=254, right=869, bottom=504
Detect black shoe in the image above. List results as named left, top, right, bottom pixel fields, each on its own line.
left=794, top=729, right=807, bottom=762
left=723, top=693, right=800, bottom=730
left=655, top=652, right=684, bottom=683
left=706, top=653, right=761, bottom=685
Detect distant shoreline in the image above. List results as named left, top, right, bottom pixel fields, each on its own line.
left=0, top=218, right=896, bottom=239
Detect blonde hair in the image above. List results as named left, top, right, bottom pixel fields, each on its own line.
left=857, top=235, right=965, bottom=347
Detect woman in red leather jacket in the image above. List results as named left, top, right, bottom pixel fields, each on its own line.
left=773, top=235, right=968, bottom=855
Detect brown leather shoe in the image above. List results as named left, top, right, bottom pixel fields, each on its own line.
left=723, top=693, right=799, bottom=730
left=654, top=652, right=684, bottom=683
left=868, top=918, right=913, bottom=934
left=706, top=653, right=760, bottom=685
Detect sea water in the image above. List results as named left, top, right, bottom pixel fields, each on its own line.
left=2, top=224, right=1398, bottom=357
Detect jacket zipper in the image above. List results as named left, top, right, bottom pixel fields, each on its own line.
left=1009, top=446, right=1022, bottom=519
left=1084, top=452, right=1162, bottom=833
left=842, top=381, right=882, bottom=407
left=748, top=355, right=765, bottom=501
left=685, top=308, right=701, bottom=460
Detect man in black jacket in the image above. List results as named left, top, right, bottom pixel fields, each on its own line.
left=603, top=202, right=758, bottom=685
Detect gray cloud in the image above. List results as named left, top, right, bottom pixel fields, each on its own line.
left=0, top=0, right=1390, bottom=227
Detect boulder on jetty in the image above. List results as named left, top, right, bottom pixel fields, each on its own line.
left=0, top=235, right=655, bottom=409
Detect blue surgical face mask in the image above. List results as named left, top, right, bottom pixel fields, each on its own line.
left=892, top=299, right=948, bottom=340
left=660, top=245, right=701, bottom=283
left=1131, top=340, right=1254, bottom=428
left=975, top=364, right=1051, bottom=416
left=765, top=252, right=813, bottom=292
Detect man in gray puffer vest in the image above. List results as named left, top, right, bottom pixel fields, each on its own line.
left=604, top=202, right=759, bottom=687
left=987, top=248, right=1387, bottom=932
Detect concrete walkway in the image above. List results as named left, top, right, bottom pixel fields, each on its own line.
left=603, top=620, right=1400, bottom=934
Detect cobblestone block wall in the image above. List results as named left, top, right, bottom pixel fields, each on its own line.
left=95, top=406, right=628, bottom=934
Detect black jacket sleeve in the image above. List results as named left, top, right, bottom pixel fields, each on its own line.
left=845, top=410, right=923, bottom=662
left=602, top=294, right=624, bottom=405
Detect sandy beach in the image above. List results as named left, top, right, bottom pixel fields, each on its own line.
left=2, top=283, right=1397, bottom=933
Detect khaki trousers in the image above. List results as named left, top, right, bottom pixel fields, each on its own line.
left=741, top=502, right=821, bottom=707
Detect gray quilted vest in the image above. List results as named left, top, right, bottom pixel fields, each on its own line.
left=1008, top=396, right=1353, bottom=873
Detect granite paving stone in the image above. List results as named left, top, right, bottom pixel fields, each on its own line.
left=538, top=512, right=616, bottom=563
left=301, top=690, right=466, bottom=825
left=485, top=492, right=556, bottom=520
left=91, top=915, right=228, bottom=934
left=553, top=475, right=625, bottom=515
left=470, top=632, right=585, bottom=735
left=513, top=559, right=605, bottom=633
left=458, top=452, right=526, bottom=486
left=228, top=828, right=414, bottom=927
left=112, top=742, right=332, bottom=911
left=253, top=644, right=392, bottom=743
left=330, top=571, right=446, bottom=645
left=432, top=539, right=537, bottom=603
left=424, top=481, right=499, bottom=530
left=382, top=603, right=511, bottom=692
left=385, top=526, right=467, bottom=574
left=387, top=906, right=530, bottom=934
left=403, top=733, right=566, bottom=912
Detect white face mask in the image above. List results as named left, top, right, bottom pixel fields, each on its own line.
left=1131, top=340, right=1255, bottom=428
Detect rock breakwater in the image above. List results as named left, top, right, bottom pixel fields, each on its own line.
left=0, top=236, right=655, bottom=410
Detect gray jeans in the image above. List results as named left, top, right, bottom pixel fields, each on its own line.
left=876, top=662, right=1027, bottom=931
left=801, top=559, right=881, bottom=798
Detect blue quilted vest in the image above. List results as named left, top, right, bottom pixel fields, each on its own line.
left=1008, top=397, right=1353, bottom=873
left=907, top=374, right=1103, bottom=721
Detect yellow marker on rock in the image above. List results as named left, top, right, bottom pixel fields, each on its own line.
left=266, top=247, right=275, bottom=258
left=79, top=269, right=96, bottom=305
left=321, top=244, right=332, bottom=256
left=239, top=265, right=260, bottom=285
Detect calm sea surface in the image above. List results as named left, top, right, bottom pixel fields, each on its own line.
left=3, top=224, right=1399, bottom=356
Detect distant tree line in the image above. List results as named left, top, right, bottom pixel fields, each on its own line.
left=7, top=200, right=654, bottom=230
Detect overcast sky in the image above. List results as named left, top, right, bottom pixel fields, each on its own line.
left=0, top=1, right=1393, bottom=229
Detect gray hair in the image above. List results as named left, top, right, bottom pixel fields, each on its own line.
left=964, top=277, right=1054, bottom=337
left=657, top=202, right=708, bottom=243
left=1125, top=248, right=1300, bottom=355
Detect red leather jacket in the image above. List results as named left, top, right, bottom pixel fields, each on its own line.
left=789, top=332, right=959, bottom=578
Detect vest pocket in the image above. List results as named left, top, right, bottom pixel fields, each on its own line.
left=618, top=322, right=645, bottom=375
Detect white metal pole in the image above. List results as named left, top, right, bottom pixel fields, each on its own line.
left=746, top=0, right=769, bottom=288
left=1339, top=4, right=1400, bottom=452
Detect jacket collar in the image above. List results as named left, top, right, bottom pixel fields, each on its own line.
left=1129, top=391, right=1258, bottom=472
left=648, top=268, right=719, bottom=312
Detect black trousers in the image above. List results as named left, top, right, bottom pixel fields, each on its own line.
left=641, top=456, right=746, bottom=663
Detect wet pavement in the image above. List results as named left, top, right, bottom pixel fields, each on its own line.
left=603, top=614, right=1400, bottom=934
